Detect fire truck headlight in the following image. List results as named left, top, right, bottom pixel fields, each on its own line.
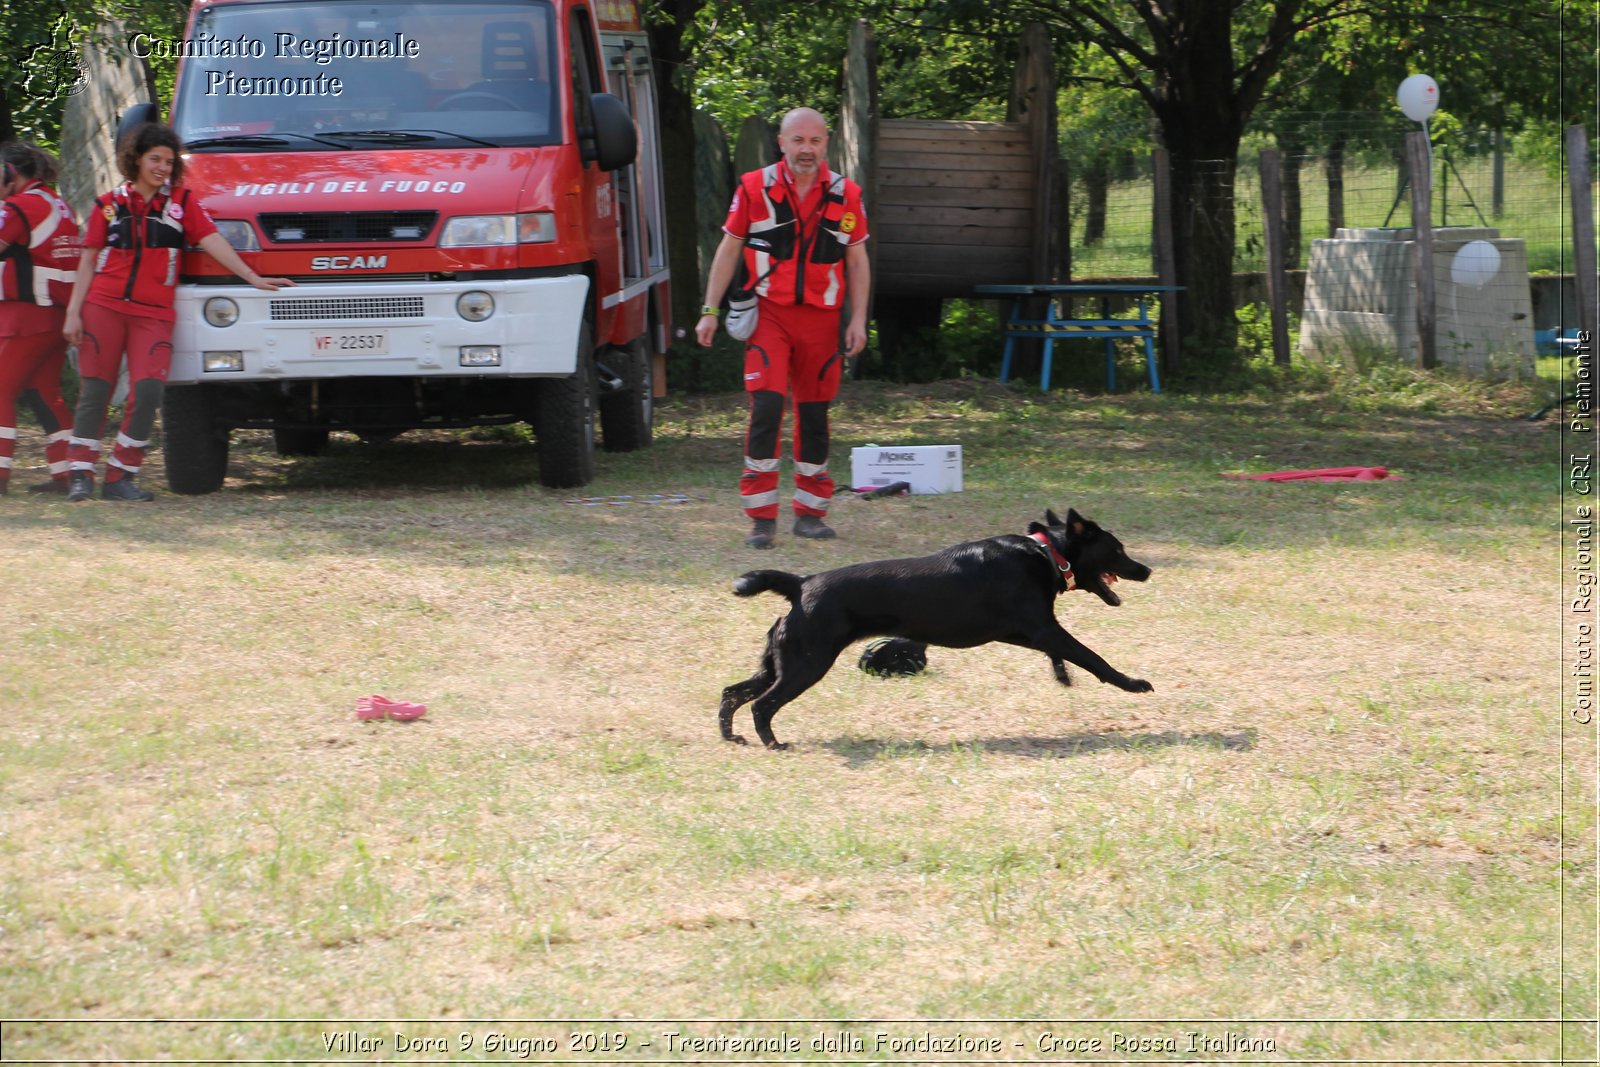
left=203, top=351, right=244, bottom=372
left=459, top=346, right=501, bottom=367
left=204, top=297, right=240, bottom=327
left=456, top=291, right=495, bottom=322
left=213, top=220, right=259, bottom=251
left=440, top=215, right=516, bottom=247
left=517, top=213, right=556, bottom=243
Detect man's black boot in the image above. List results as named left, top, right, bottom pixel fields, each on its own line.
left=745, top=518, right=777, bottom=549
left=792, top=514, right=836, bottom=540
left=66, top=471, right=94, bottom=502
left=102, top=477, right=155, bottom=502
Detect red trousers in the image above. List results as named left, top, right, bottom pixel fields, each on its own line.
left=0, top=311, right=71, bottom=489
left=740, top=300, right=844, bottom=519
left=68, top=301, right=174, bottom=482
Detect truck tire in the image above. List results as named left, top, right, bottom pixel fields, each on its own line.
left=273, top=427, right=330, bottom=456
left=535, top=321, right=596, bottom=488
left=599, top=338, right=653, bottom=453
left=161, top=385, right=230, bottom=495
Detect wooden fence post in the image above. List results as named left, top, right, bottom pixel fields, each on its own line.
left=1008, top=23, right=1057, bottom=284
left=1406, top=130, right=1437, bottom=370
left=1259, top=149, right=1292, bottom=365
left=1152, top=147, right=1180, bottom=377
left=838, top=19, right=878, bottom=376
left=1567, top=125, right=1598, bottom=345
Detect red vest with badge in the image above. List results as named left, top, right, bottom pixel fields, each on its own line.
left=88, top=184, right=197, bottom=312
left=736, top=162, right=863, bottom=310
left=0, top=183, right=80, bottom=307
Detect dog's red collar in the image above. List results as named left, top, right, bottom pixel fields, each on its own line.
left=1029, top=531, right=1075, bottom=590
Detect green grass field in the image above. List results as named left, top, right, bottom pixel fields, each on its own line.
left=0, top=365, right=1593, bottom=1062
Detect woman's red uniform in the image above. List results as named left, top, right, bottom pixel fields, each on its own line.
left=67, top=183, right=217, bottom=485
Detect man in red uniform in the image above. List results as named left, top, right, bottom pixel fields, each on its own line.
left=696, top=107, right=871, bottom=548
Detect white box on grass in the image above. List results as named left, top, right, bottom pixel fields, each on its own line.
left=850, top=444, right=964, bottom=495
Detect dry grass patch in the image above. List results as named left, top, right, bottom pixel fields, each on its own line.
left=0, top=375, right=1591, bottom=1061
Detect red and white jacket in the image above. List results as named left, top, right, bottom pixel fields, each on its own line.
left=82, top=183, right=217, bottom=320
left=0, top=182, right=80, bottom=308
left=722, top=160, right=868, bottom=310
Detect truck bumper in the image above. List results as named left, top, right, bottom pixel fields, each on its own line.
left=169, top=274, right=591, bottom=385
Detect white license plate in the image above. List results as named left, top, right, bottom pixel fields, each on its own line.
left=310, top=331, right=389, bottom=356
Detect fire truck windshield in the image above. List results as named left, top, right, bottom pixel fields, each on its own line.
left=173, top=0, right=560, bottom=149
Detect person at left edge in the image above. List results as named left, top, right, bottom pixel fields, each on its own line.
left=61, top=122, right=293, bottom=502
left=0, top=142, right=80, bottom=495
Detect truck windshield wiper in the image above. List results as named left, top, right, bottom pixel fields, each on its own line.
left=186, top=133, right=344, bottom=150
left=318, top=129, right=498, bottom=148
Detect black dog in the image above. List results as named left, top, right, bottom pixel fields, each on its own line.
left=720, top=508, right=1153, bottom=749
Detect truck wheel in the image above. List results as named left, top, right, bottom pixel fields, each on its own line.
left=535, top=322, right=596, bottom=488
left=161, top=385, right=231, bottom=495
left=600, top=338, right=653, bottom=453
left=273, top=427, right=330, bottom=456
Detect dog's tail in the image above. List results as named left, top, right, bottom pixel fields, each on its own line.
left=733, top=569, right=805, bottom=604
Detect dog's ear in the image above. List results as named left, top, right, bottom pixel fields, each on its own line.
left=1044, top=508, right=1062, bottom=527
left=1065, top=508, right=1089, bottom=535
left=1027, top=520, right=1047, bottom=535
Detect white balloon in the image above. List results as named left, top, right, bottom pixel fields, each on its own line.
left=1397, top=74, right=1440, bottom=122
left=1450, top=240, right=1501, bottom=288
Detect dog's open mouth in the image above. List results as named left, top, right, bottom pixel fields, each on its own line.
left=1081, top=573, right=1122, bottom=606
left=1087, top=570, right=1148, bottom=607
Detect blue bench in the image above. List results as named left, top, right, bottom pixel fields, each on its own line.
left=1535, top=327, right=1584, bottom=357
left=976, top=283, right=1182, bottom=393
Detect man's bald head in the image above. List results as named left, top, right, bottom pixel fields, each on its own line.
left=777, top=108, right=829, bottom=181
left=779, top=108, right=829, bottom=136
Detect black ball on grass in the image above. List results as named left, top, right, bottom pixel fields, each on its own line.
left=858, top=638, right=928, bottom=677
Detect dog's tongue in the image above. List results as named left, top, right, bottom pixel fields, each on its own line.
left=1104, top=574, right=1119, bottom=584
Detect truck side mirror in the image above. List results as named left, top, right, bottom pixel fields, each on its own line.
left=586, top=92, right=636, bottom=171
left=116, top=103, right=162, bottom=148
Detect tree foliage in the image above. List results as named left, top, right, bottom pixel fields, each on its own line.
left=899, top=0, right=1580, bottom=374
left=1, top=0, right=183, bottom=147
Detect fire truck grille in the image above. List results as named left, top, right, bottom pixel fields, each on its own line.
left=269, top=296, right=427, bottom=320
left=259, top=211, right=439, bottom=243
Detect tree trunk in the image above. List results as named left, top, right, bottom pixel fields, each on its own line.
left=648, top=0, right=705, bottom=390
left=1083, top=155, right=1109, bottom=245
left=1278, top=138, right=1304, bottom=269
left=1165, top=147, right=1239, bottom=365
left=1326, top=139, right=1345, bottom=235
left=1154, top=152, right=1242, bottom=368
left=1151, top=0, right=1247, bottom=374
left=0, top=80, right=16, bottom=144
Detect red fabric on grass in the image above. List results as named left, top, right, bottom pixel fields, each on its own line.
left=1222, top=466, right=1399, bottom=482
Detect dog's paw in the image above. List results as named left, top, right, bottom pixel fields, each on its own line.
left=723, top=733, right=750, bottom=745
left=764, top=740, right=790, bottom=752
left=1122, top=677, right=1154, bottom=693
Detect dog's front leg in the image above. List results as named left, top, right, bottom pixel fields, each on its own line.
left=1051, top=659, right=1073, bottom=687
left=1037, top=627, right=1152, bottom=694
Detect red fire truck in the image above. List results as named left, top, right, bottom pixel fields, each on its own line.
left=128, top=0, right=669, bottom=492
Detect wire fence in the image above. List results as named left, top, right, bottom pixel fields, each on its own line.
left=1069, top=140, right=1573, bottom=279
left=1058, top=114, right=1584, bottom=375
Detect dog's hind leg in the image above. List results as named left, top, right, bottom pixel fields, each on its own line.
left=747, top=640, right=848, bottom=750
left=721, top=622, right=781, bottom=744
left=719, top=679, right=766, bottom=744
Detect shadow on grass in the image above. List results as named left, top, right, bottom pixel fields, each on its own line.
left=230, top=434, right=542, bottom=493
left=821, top=728, right=1256, bottom=767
